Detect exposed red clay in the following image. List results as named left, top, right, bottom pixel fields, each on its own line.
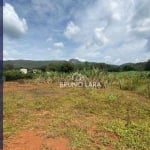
left=4, top=130, right=70, bottom=150
left=44, top=137, right=70, bottom=150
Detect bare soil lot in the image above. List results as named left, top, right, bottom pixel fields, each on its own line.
left=3, top=82, right=150, bottom=150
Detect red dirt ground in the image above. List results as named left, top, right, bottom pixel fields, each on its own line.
left=4, top=130, right=70, bottom=150
left=4, top=82, right=50, bottom=92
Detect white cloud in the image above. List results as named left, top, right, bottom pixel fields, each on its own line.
left=46, top=37, right=53, bottom=42
left=3, top=50, right=9, bottom=60
left=3, top=0, right=150, bottom=63
left=109, top=1, right=121, bottom=21
left=132, top=18, right=150, bottom=38
left=114, top=58, right=121, bottom=64
left=64, top=21, right=80, bottom=39
left=48, top=47, right=63, bottom=59
left=104, top=55, right=112, bottom=62
left=135, top=58, right=139, bottom=62
left=75, top=57, right=85, bottom=62
left=94, top=27, right=109, bottom=45
left=3, top=49, right=17, bottom=60
left=69, top=0, right=150, bottom=63
left=74, top=43, right=101, bottom=60
left=53, top=42, right=64, bottom=48
left=3, top=3, right=28, bottom=38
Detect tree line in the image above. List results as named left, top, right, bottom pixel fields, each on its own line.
left=4, top=59, right=150, bottom=72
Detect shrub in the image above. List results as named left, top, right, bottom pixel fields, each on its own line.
left=145, top=60, right=150, bottom=71
left=4, top=70, right=33, bottom=81
left=59, top=62, right=74, bottom=73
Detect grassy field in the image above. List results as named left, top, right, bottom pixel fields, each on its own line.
left=3, top=72, right=150, bottom=150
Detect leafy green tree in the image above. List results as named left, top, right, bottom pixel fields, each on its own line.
left=4, top=71, right=33, bottom=81
left=47, top=63, right=61, bottom=72
left=4, top=64, right=14, bottom=70
left=60, top=62, right=74, bottom=72
left=39, top=66, right=47, bottom=72
left=122, top=65, right=135, bottom=71
left=145, top=60, right=150, bottom=71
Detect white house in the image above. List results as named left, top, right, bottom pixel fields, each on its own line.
left=32, top=69, right=41, bottom=74
left=20, top=68, right=28, bottom=74
left=32, top=69, right=38, bottom=74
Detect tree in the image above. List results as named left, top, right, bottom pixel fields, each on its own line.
left=122, top=65, right=135, bottom=71
left=145, top=60, right=150, bottom=71
left=60, top=62, right=74, bottom=72
left=4, top=64, right=14, bottom=70
left=39, top=66, right=47, bottom=72
left=47, top=63, right=60, bottom=71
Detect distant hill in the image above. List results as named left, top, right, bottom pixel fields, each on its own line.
left=69, top=59, right=81, bottom=64
left=3, top=59, right=150, bottom=71
left=120, top=62, right=147, bottom=71
left=4, top=60, right=67, bottom=69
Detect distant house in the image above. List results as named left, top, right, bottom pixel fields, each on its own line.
left=20, top=68, right=28, bottom=74
left=32, top=69, right=41, bottom=74
left=32, top=69, right=38, bottom=74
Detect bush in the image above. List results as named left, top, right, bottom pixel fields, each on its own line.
left=4, top=64, right=14, bottom=70
left=59, top=62, right=74, bottom=73
left=4, top=70, right=33, bottom=81
left=145, top=60, right=150, bottom=71
left=122, top=65, right=135, bottom=71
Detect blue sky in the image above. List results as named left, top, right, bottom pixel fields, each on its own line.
left=3, top=0, right=150, bottom=64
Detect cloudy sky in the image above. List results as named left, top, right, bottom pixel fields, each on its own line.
left=3, top=0, right=150, bottom=64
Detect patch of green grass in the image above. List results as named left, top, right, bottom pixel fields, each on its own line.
left=104, top=120, right=150, bottom=150
left=107, top=94, right=117, bottom=102
left=64, top=127, right=92, bottom=149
